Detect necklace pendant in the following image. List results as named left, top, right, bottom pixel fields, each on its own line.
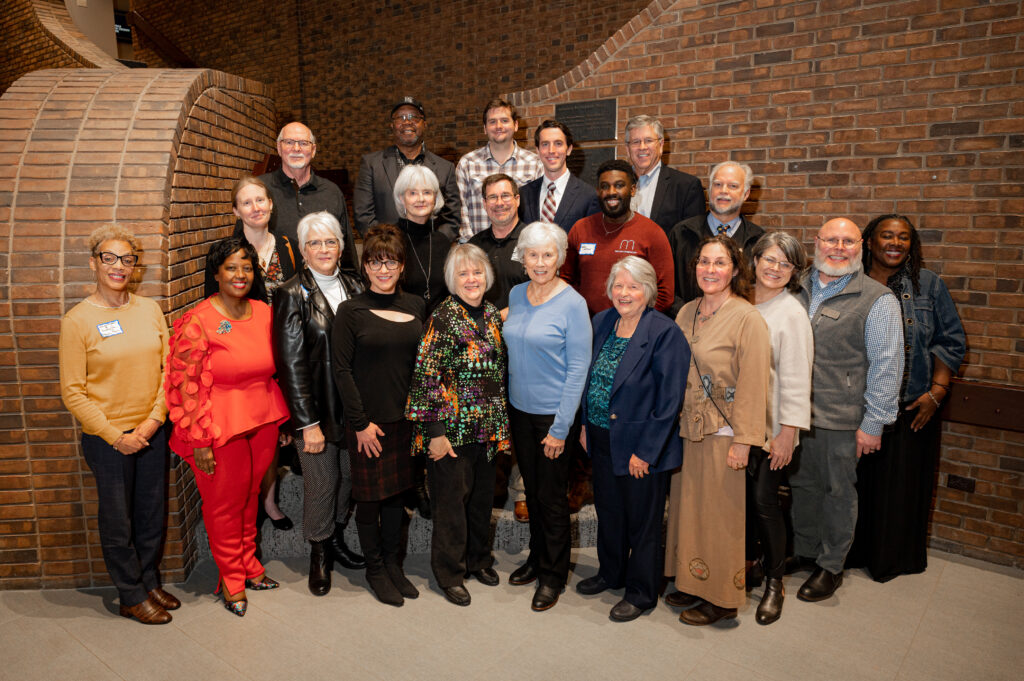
left=423, top=290, right=430, bottom=301
left=216, top=320, right=232, bottom=335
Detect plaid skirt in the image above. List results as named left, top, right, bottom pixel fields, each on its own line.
left=346, top=419, right=416, bottom=502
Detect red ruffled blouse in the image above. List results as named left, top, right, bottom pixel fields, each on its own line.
left=165, top=297, right=289, bottom=456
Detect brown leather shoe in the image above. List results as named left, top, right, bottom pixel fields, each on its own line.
left=514, top=501, right=529, bottom=523
left=664, top=590, right=701, bottom=608
left=679, top=601, right=737, bottom=626
left=148, top=587, right=181, bottom=611
left=119, top=598, right=171, bottom=624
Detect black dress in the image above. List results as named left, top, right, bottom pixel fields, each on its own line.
left=332, top=289, right=425, bottom=501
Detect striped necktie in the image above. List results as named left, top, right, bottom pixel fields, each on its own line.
left=542, top=182, right=557, bottom=222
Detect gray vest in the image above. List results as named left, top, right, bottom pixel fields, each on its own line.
left=799, top=269, right=891, bottom=431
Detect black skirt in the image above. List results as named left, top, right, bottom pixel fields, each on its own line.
left=846, top=407, right=941, bottom=582
left=346, top=420, right=416, bottom=502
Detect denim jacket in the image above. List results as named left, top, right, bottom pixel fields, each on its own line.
left=898, top=268, right=966, bottom=402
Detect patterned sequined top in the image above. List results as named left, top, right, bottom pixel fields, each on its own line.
left=405, top=295, right=510, bottom=460
left=585, top=332, right=632, bottom=429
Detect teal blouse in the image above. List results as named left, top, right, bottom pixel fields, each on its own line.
left=585, top=332, right=632, bottom=429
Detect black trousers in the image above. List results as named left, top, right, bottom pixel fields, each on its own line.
left=510, top=406, right=571, bottom=588
left=589, top=425, right=668, bottom=609
left=745, top=448, right=788, bottom=579
left=81, top=428, right=168, bottom=607
left=427, top=442, right=496, bottom=588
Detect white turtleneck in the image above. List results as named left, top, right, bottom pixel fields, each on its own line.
left=309, top=267, right=347, bottom=312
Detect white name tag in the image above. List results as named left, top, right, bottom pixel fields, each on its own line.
left=579, top=243, right=596, bottom=256
left=96, top=320, right=124, bottom=338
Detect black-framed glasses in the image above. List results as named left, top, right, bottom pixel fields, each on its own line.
left=95, top=251, right=138, bottom=267
left=367, top=259, right=401, bottom=271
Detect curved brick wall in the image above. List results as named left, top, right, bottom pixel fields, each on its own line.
left=509, top=0, right=1024, bottom=568
left=0, top=0, right=123, bottom=95
left=0, top=67, right=275, bottom=589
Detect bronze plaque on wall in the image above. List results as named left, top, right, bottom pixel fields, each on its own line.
left=568, top=146, right=617, bottom=188
left=555, top=99, right=617, bottom=142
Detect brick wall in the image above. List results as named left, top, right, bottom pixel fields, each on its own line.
left=0, top=67, right=275, bottom=589
left=0, top=0, right=122, bottom=96
left=129, top=0, right=654, bottom=169
left=508, top=0, right=1023, bottom=568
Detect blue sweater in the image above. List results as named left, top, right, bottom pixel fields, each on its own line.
left=504, top=283, right=592, bottom=439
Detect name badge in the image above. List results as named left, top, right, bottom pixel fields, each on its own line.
left=97, top=320, right=124, bottom=338
left=579, top=243, right=596, bottom=256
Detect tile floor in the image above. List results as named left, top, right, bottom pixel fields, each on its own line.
left=1, top=548, right=1021, bottom=681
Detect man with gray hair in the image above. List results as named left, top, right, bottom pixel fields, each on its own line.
left=666, top=160, right=763, bottom=316
left=624, top=114, right=704, bottom=234
left=789, top=217, right=903, bottom=603
left=260, top=121, right=359, bottom=272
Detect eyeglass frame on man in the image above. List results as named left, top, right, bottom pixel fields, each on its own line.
left=280, top=139, right=314, bottom=150
left=816, top=236, right=861, bottom=248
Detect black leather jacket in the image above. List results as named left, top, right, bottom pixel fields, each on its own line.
left=272, top=267, right=365, bottom=441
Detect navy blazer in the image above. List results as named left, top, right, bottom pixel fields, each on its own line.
left=582, top=306, right=689, bottom=476
left=647, top=165, right=705, bottom=235
left=518, top=172, right=600, bottom=233
left=353, top=147, right=462, bottom=236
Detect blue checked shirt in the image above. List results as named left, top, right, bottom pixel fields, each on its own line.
left=809, top=271, right=904, bottom=436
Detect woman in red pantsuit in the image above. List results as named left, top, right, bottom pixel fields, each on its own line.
left=166, top=237, right=290, bottom=616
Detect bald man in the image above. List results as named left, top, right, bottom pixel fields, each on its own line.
left=259, top=122, right=359, bottom=272
left=789, top=217, right=903, bottom=602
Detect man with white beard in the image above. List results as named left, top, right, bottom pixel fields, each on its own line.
left=789, top=217, right=903, bottom=603
left=259, top=122, right=359, bottom=272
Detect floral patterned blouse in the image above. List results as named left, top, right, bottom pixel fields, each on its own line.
left=585, top=333, right=632, bottom=429
left=405, top=295, right=510, bottom=460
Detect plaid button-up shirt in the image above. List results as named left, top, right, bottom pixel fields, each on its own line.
left=456, top=142, right=542, bottom=239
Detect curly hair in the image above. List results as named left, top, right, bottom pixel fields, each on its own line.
left=693, top=234, right=754, bottom=302
left=862, top=214, right=922, bottom=295
left=205, top=236, right=265, bottom=301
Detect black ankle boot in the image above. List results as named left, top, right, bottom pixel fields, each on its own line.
left=329, top=523, right=365, bottom=570
left=756, top=578, right=785, bottom=625
left=356, top=521, right=403, bottom=606
left=308, top=540, right=331, bottom=596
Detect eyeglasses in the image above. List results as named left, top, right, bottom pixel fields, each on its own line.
left=484, top=193, right=515, bottom=204
left=393, top=113, right=424, bottom=123
left=280, top=139, right=313, bottom=149
left=367, top=259, right=401, bottom=271
left=759, top=255, right=794, bottom=271
left=626, top=137, right=662, bottom=148
left=95, top=251, right=138, bottom=267
left=306, top=239, right=340, bottom=251
left=816, top=236, right=860, bottom=248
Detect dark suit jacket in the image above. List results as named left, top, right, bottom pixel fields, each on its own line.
left=581, top=307, right=689, bottom=476
left=667, top=213, right=763, bottom=317
left=353, top=146, right=461, bottom=236
left=646, top=165, right=705, bottom=235
left=272, top=267, right=365, bottom=442
left=518, top=173, right=600, bottom=232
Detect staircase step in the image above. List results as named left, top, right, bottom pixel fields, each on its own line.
left=194, top=471, right=597, bottom=561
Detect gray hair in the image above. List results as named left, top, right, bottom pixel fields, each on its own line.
left=709, top=161, right=754, bottom=194
left=749, top=231, right=807, bottom=293
left=393, top=165, right=444, bottom=218
left=511, top=221, right=568, bottom=268
left=276, top=123, right=317, bottom=145
left=605, top=256, right=658, bottom=307
left=297, top=211, right=344, bottom=253
left=89, top=224, right=140, bottom=255
left=444, top=243, right=494, bottom=295
left=625, top=114, right=664, bottom=140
